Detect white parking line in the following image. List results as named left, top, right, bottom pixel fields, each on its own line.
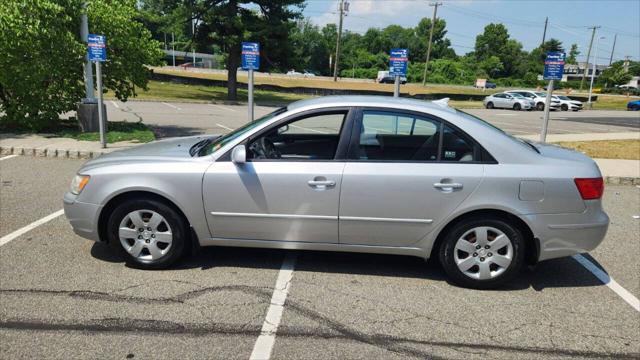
left=0, top=155, right=19, bottom=161
left=110, top=101, right=120, bottom=109
left=209, top=104, right=236, bottom=112
left=573, top=254, right=640, bottom=312
left=250, top=253, right=297, bottom=360
left=0, top=209, right=65, bottom=247
left=161, top=102, right=182, bottom=110
left=216, top=123, right=235, bottom=131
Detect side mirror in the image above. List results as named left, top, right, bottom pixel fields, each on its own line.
left=231, top=145, right=246, bottom=164
left=278, top=124, right=289, bottom=134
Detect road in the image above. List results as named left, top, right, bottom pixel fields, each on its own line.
left=98, top=100, right=639, bottom=138
left=1, top=155, right=639, bottom=359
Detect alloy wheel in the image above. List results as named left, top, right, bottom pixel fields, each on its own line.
left=453, top=226, right=513, bottom=280
left=118, top=209, right=173, bottom=261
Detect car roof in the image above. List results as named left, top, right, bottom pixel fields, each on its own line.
left=287, top=95, right=456, bottom=114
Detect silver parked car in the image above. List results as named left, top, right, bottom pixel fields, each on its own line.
left=506, top=90, right=561, bottom=111
left=483, top=92, right=534, bottom=110
left=64, top=96, right=609, bottom=289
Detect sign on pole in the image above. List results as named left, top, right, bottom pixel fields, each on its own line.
left=540, top=52, right=565, bottom=142
left=88, top=34, right=107, bottom=148
left=543, top=52, right=565, bottom=81
left=87, top=34, right=107, bottom=62
left=389, top=48, right=408, bottom=97
left=241, top=42, right=260, bottom=121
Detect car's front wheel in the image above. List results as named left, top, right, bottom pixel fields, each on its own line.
left=107, top=197, right=188, bottom=269
left=561, top=104, right=569, bottom=111
left=536, top=102, right=545, bottom=111
left=513, top=103, right=521, bottom=111
left=439, top=217, right=525, bottom=289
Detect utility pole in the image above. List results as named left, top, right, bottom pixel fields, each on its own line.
left=422, top=2, right=442, bottom=86
left=608, top=33, right=617, bottom=65
left=80, top=2, right=94, bottom=102
left=333, top=0, right=348, bottom=82
left=588, top=36, right=604, bottom=109
left=192, top=17, right=196, bottom=66
left=541, top=17, right=548, bottom=46
left=580, top=26, right=600, bottom=91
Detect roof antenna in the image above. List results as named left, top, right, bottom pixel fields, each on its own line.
left=432, top=97, right=450, bottom=107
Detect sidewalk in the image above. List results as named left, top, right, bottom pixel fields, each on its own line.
left=1, top=132, right=638, bottom=184
left=0, top=134, right=136, bottom=159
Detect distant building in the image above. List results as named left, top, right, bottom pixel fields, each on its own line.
left=562, top=62, right=608, bottom=82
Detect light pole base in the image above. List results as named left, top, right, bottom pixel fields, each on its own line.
left=77, top=103, right=107, bottom=133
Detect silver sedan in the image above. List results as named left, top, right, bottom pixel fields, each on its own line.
left=64, top=96, right=609, bottom=289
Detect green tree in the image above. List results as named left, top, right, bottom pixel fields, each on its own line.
left=598, top=61, right=632, bottom=87
left=541, top=38, right=564, bottom=53
left=567, top=43, right=580, bottom=64
left=474, top=23, right=523, bottom=78
left=0, top=0, right=163, bottom=131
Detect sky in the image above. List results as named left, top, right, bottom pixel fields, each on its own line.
left=303, top=0, right=640, bottom=64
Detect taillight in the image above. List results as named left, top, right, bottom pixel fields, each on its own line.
left=574, top=178, right=604, bottom=200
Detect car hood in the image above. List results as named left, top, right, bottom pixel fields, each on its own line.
left=80, top=135, right=219, bottom=170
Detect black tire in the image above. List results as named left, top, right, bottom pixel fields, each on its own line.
left=536, top=102, right=545, bottom=111
left=438, top=216, right=526, bottom=289
left=513, top=103, right=521, bottom=111
left=561, top=104, right=569, bottom=111
left=107, top=197, right=188, bottom=269
left=486, top=102, right=494, bottom=109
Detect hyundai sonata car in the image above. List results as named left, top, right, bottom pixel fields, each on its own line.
left=64, top=96, right=609, bottom=289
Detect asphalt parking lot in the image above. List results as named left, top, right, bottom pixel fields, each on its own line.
left=98, top=100, right=639, bottom=138
left=1, top=155, right=639, bottom=359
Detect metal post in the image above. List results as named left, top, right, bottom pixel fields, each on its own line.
left=540, top=79, right=554, bottom=142
left=80, top=3, right=95, bottom=102
left=608, top=34, right=617, bottom=65
left=393, top=75, right=400, bottom=97
left=580, top=26, right=600, bottom=91
left=95, top=62, right=106, bottom=148
left=172, top=33, right=176, bottom=67
left=587, top=36, right=602, bottom=109
left=192, top=18, right=196, bottom=66
left=248, top=69, right=254, bottom=122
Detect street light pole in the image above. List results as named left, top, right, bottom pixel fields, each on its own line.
left=587, top=36, right=604, bottom=109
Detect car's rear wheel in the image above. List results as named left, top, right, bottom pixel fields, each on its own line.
left=486, top=102, right=494, bottom=109
left=561, top=104, right=569, bottom=111
left=439, top=217, right=525, bottom=289
left=536, top=102, right=545, bottom=111
left=513, top=103, right=521, bottom=111
left=107, top=198, right=188, bottom=269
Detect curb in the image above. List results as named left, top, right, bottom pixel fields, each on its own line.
left=2, top=145, right=639, bottom=185
left=1, top=146, right=109, bottom=160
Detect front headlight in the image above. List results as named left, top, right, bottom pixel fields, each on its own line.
left=70, top=175, right=90, bottom=195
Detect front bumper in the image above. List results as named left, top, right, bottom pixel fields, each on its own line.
left=63, top=192, right=102, bottom=241
left=523, top=203, right=609, bottom=261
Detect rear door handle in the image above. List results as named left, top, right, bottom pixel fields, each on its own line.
left=434, top=182, right=463, bottom=191
left=308, top=180, right=336, bottom=187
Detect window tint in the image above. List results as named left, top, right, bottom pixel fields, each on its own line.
left=356, top=111, right=440, bottom=161
left=248, top=112, right=346, bottom=161
left=440, top=124, right=478, bottom=162
left=494, top=93, right=505, bottom=98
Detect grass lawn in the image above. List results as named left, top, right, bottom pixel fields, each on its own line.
left=555, top=139, right=640, bottom=160
left=55, top=119, right=155, bottom=143
left=108, top=80, right=309, bottom=104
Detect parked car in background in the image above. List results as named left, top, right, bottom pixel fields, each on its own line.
left=64, top=96, right=609, bottom=289
left=376, top=71, right=407, bottom=84
left=485, top=82, right=497, bottom=89
left=627, top=100, right=640, bottom=111
left=286, top=70, right=303, bottom=76
left=553, top=95, right=583, bottom=111
left=506, top=90, right=561, bottom=111
left=303, top=70, right=316, bottom=77
left=483, top=92, right=534, bottom=110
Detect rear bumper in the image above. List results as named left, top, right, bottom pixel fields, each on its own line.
left=63, top=192, right=102, bottom=242
left=524, top=206, right=609, bottom=261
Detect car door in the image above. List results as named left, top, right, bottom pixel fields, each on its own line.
left=202, top=109, right=353, bottom=243
left=339, top=109, right=484, bottom=247
left=493, top=93, right=507, bottom=108
left=503, top=94, right=515, bottom=108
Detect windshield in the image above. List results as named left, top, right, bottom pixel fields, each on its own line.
left=455, top=109, right=539, bottom=153
left=197, top=107, right=287, bottom=156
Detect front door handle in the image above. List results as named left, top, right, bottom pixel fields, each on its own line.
left=308, top=177, right=336, bottom=190
left=434, top=182, right=463, bottom=191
